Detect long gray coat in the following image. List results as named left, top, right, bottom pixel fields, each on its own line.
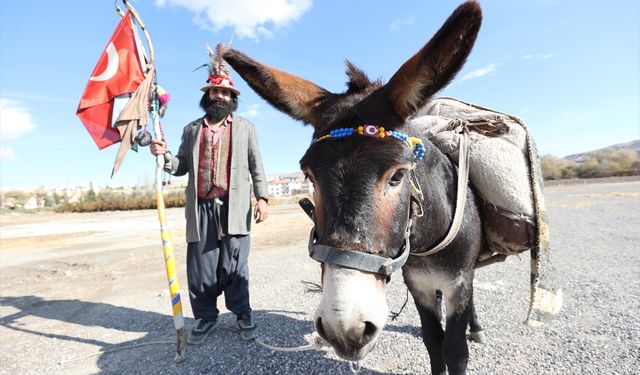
left=165, top=116, right=269, bottom=242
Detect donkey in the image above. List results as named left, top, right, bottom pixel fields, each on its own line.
left=223, top=2, right=485, bottom=373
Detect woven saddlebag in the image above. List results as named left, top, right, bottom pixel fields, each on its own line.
left=411, top=97, right=562, bottom=324
left=413, top=97, right=542, bottom=262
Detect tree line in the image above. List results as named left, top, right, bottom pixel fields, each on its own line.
left=56, top=189, right=186, bottom=212
left=540, top=148, right=639, bottom=180
left=1, top=186, right=185, bottom=212
left=2, top=148, right=638, bottom=212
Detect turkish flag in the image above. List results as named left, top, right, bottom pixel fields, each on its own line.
left=76, top=12, right=145, bottom=149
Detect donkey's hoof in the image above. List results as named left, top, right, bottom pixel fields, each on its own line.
left=470, top=330, right=486, bottom=344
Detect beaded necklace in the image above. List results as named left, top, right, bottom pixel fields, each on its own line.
left=311, top=124, right=426, bottom=161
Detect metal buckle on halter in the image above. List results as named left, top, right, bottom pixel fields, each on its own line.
left=408, top=164, right=424, bottom=201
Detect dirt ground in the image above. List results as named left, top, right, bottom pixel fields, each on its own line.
left=0, top=204, right=313, bottom=374
left=1, top=180, right=638, bottom=374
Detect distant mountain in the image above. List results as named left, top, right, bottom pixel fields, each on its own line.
left=564, top=139, right=640, bottom=163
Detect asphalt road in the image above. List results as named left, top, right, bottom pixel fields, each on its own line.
left=0, top=180, right=638, bottom=374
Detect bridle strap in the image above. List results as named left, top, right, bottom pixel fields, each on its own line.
left=307, top=225, right=411, bottom=276
left=299, top=198, right=413, bottom=277
left=411, top=125, right=470, bottom=256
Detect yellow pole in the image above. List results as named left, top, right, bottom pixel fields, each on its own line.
left=155, top=187, right=187, bottom=362
left=117, top=0, right=188, bottom=362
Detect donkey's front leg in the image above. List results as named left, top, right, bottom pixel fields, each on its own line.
left=443, top=288, right=474, bottom=375
left=416, top=297, right=446, bottom=375
left=468, top=294, right=486, bottom=343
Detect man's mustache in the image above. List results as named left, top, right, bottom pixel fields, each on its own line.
left=207, top=101, right=231, bottom=111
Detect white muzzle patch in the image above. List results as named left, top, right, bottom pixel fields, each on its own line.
left=314, top=264, right=388, bottom=360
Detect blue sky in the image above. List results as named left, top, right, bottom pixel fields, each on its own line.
left=1, top=0, right=638, bottom=189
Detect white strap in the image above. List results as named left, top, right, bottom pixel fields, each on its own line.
left=411, top=126, right=470, bottom=257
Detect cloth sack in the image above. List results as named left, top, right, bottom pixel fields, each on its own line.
left=412, top=97, right=537, bottom=259
left=411, top=97, right=563, bottom=325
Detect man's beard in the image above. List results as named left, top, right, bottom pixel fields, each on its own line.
left=204, top=98, right=236, bottom=122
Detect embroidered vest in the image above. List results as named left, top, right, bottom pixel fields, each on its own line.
left=197, top=115, right=232, bottom=198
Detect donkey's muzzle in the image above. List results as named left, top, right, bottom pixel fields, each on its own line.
left=315, top=316, right=380, bottom=361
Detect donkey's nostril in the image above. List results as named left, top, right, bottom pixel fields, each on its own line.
left=348, top=321, right=379, bottom=345
left=363, top=321, right=378, bottom=341
left=315, top=317, right=327, bottom=340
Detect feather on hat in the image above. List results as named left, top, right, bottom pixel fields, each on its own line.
left=201, top=43, right=240, bottom=95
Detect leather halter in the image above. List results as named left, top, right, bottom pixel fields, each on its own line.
left=306, top=220, right=412, bottom=277
left=299, top=196, right=414, bottom=277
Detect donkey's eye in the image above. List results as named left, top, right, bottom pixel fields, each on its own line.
left=304, top=173, right=314, bottom=184
left=389, top=169, right=406, bottom=186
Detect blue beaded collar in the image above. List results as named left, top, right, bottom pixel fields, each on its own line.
left=311, top=124, right=425, bottom=161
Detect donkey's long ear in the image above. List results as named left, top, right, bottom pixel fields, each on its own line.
left=385, top=1, right=482, bottom=119
left=221, top=46, right=329, bottom=126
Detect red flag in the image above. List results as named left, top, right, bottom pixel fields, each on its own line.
left=76, top=12, right=145, bottom=149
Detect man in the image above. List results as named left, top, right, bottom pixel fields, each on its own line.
left=150, top=47, right=269, bottom=345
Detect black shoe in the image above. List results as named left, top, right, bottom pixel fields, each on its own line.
left=237, top=314, right=257, bottom=341
left=188, top=318, right=218, bottom=345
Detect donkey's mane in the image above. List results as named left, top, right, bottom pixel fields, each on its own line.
left=344, top=61, right=383, bottom=95
left=310, top=62, right=388, bottom=135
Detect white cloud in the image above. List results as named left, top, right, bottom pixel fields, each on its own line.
left=155, top=0, right=312, bottom=41
left=0, top=99, right=36, bottom=162
left=0, top=99, right=36, bottom=141
left=460, top=63, right=497, bottom=82
left=390, top=16, right=415, bottom=31
left=239, top=103, right=262, bottom=118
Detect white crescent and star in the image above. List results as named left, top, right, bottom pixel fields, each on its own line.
left=90, top=42, right=119, bottom=82
left=364, top=125, right=378, bottom=136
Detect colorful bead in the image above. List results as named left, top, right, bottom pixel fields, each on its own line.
left=312, top=125, right=426, bottom=161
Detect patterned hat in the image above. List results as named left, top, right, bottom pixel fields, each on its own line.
left=200, top=43, right=240, bottom=95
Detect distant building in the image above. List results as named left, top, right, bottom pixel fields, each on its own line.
left=24, top=196, right=39, bottom=209
left=266, top=171, right=313, bottom=197
left=267, top=180, right=291, bottom=197
left=288, top=180, right=314, bottom=195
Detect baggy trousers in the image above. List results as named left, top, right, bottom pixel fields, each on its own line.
left=187, top=197, right=251, bottom=321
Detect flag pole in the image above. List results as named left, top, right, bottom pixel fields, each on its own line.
left=117, top=0, right=188, bottom=362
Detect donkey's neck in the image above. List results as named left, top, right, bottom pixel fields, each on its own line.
left=411, top=138, right=462, bottom=251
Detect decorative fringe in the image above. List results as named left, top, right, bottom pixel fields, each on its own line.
left=522, top=124, right=563, bottom=325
